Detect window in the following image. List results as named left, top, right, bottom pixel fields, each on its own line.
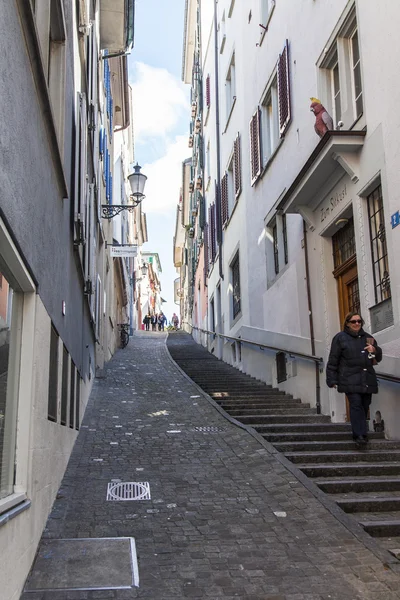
left=332, top=217, right=356, bottom=268
left=350, top=28, right=363, bottom=118
left=249, top=108, right=262, bottom=185
left=225, top=53, right=236, bottom=122
left=261, top=77, right=279, bottom=164
left=33, top=0, right=66, bottom=148
left=231, top=252, right=241, bottom=319
left=47, top=325, right=59, bottom=422
left=331, top=55, right=341, bottom=126
left=367, top=185, right=391, bottom=304
left=266, top=214, right=289, bottom=280
left=272, top=221, right=279, bottom=274
left=282, top=214, right=288, bottom=265
left=208, top=203, right=217, bottom=264
left=60, top=345, right=69, bottom=426
left=320, top=10, right=363, bottom=127
left=210, top=297, right=215, bottom=339
left=276, top=352, right=287, bottom=383
left=219, top=11, right=226, bottom=54
left=75, top=373, right=81, bottom=431
left=69, top=363, right=76, bottom=429
left=233, top=133, right=242, bottom=198
left=260, top=0, right=274, bottom=24
left=206, top=75, right=211, bottom=109
left=0, top=273, right=22, bottom=500
left=251, top=40, right=291, bottom=184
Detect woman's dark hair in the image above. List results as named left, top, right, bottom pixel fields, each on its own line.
left=343, top=310, right=364, bottom=330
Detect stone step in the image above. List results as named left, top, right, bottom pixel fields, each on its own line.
left=274, top=440, right=399, bottom=453
left=337, top=496, right=400, bottom=513
left=208, top=389, right=288, bottom=397
left=264, top=431, right=384, bottom=443
left=359, top=517, right=400, bottom=537
left=217, top=397, right=302, bottom=405
left=316, top=478, right=400, bottom=494
left=299, top=463, right=400, bottom=478
left=255, top=423, right=352, bottom=433
left=286, top=450, right=400, bottom=464
left=228, top=407, right=316, bottom=417
left=238, top=414, right=331, bottom=425
left=220, top=402, right=309, bottom=411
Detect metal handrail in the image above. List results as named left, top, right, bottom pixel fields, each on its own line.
left=187, top=324, right=323, bottom=364
left=376, top=372, right=400, bottom=384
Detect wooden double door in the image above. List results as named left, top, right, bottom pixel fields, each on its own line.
left=332, top=219, right=360, bottom=421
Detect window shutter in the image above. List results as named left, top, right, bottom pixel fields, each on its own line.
left=207, top=206, right=212, bottom=263
left=203, top=222, right=209, bottom=282
left=206, top=75, right=211, bottom=108
left=234, top=133, right=242, bottom=198
left=277, top=39, right=291, bottom=137
left=221, top=172, right=229, bottom=226
left=249, top=108, right=261, bottom=185
left=199, top=193, right=206, bottom=229
left=209, top=204, right=217, bottom=262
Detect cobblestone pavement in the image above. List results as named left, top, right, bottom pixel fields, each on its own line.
left=22, top=332, right=400, bottom=600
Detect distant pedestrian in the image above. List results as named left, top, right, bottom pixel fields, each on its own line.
left=158, top=312, right=167, bottom=331
left=172, top=313, right=179, bottom=330
left=143, top=313, right=150, bottom=331
left=326, top=311, right=382, bottom=447
left=151, top=313, right=158, bottom=332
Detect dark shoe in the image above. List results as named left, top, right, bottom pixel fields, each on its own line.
left=355, top=436, right=367, bottom=447
left=363, top=435, right=369, bottom=443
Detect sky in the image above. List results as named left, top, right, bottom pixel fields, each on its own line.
left=128, top=0, right=189, bottom=322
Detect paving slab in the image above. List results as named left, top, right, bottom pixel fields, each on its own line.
left=21, top=331, right=400, bottom=599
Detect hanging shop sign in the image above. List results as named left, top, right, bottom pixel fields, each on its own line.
left=110, top=245, right=138, bottom=258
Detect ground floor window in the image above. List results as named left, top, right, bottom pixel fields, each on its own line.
left=367, top=184, right=391, bottom=304
left=231, top=252, right=241, bottom=319
left=0, top=272, right=22, bottom=500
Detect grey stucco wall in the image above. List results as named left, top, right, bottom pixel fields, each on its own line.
left=0, top=0, right=94, bottom=379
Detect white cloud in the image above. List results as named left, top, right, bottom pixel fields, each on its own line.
left=130, top=62, right=188, bottom=142
left=142, top=135, right=190, bottom=214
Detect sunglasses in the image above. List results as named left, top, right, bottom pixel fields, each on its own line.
left=348, top=319, right=362, bottom=324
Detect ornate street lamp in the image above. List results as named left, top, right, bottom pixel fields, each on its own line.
left=102, top=163, right=147, bottom=219
left=141, top=262, right=148, bottom=277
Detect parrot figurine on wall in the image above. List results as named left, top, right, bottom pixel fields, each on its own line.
left=310, top=97, right=334, bottom=138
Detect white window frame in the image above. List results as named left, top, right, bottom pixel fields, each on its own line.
left=349, top=27, right=363, bottom=119
left=261, top=75, right=280, bottom=165
left=0, top=218, right=36, bottom=514
left=225, top=52, right=236, bottom=125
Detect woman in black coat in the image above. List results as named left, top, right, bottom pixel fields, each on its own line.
left=326, top=311, right=382, bottom=446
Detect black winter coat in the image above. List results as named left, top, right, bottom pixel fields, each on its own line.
left=326, top=328, right=382, bottom=394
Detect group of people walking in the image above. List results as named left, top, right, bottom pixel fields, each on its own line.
left=143, top=312, right=167, bottom=332
left=142, top=312, right=180, bottom=332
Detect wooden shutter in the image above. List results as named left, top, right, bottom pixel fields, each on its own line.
left=234, top=133, right=242, bottom=198
left=203, top=222, right=209, bottom=282
left=221, top=172, right=229, bottom=226
left=249, top=108, right=261, bottom=185
left=206, top=75, right=211, bottom=108
left=277, top=39, right=291, bottom=137
left=208, top=205, right=212, bottom=263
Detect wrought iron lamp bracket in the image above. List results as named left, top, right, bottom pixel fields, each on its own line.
left=101, top=197, right=143, bottom=219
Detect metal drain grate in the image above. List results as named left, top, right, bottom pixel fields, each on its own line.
left=106, top=482, right=151, bottom=501
left=193, top=426, right=226, bottom=433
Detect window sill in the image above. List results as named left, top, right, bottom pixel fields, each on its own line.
left=230, top=310, right=242, bottom=329
left=258, top=1, right=276, bottom=47
left=267, top=261, right=290, bottom=290
left=0, top=494, right=30, bottom=528
left=223, top=97, right=237, bottom=133
left=260, top=138, right=284, bottom=180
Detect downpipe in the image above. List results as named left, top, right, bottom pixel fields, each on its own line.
left=303, top=219, right=321, bottom=415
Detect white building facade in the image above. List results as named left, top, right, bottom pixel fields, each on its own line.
left=181, top=0, right=400, bottom=436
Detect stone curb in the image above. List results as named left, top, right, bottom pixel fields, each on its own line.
left=165, top=332, right=400, bottom=574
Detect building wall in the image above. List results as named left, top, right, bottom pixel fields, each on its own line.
left=200, top=0, right=400, bottom=433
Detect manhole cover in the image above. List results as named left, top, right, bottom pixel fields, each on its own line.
left=193, top=426, right=226, bottom=433
left=106, top=481, right=151, bottom=501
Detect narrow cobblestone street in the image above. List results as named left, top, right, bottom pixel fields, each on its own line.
left=22, top=333, right=400, bottom=600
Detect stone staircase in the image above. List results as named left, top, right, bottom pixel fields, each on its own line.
left=167, top=332, right=400, bottom=556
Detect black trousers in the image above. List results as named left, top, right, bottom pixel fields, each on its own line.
left=347, top=393, right=372, bottom=438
